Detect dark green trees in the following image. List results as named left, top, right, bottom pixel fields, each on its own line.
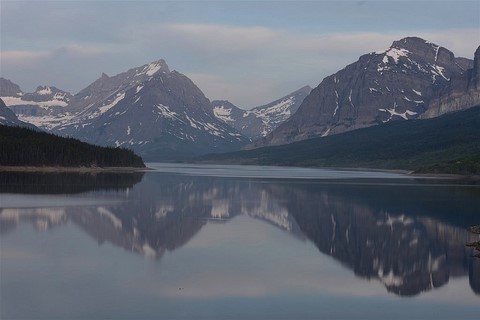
left=0, top=125, right=145, bottom=168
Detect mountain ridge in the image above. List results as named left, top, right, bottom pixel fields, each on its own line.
left=2, top=36, right=478, bottom=161
left=198, top=105, right=480, bottom=171
left=211, top=85, right=311, bottom=139
left=248, top=37, right=475, bottom=149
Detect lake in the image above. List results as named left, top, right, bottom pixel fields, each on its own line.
left=1, top=163, right=479, bottom=319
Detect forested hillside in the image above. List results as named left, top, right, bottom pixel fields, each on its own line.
left=199, top=106, right=480, bottom=172
left=0, top=125, right=145, bottom=168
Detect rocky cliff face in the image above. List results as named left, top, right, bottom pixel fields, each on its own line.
left=0, top=78, right=23, bottom=96
left=422, top=45, right=480, bottom=118
left=249, top=37, right=472, bottom=149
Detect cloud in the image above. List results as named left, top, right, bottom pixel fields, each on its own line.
left=2, top=18, right=477, bottom=106
left=51, top=44, right=108, bottom=58
left=1, top=44, right=107, bottom=66
left=165, top=23, right=278, bottom=53
left=1, top=44, right=111, bottom=93
left=169, top=24, right=477, bottom=106
left=415, top=28, right=480, bottom=58
left=126, top=22, right=478, bottom=59
left=1, top=51, right=50, bottom=66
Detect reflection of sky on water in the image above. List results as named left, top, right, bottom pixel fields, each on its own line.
left=2, top=216, right=478, bottom=320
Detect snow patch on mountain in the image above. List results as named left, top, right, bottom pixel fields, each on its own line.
left=1, top=96, right=68, bottom=108
left=377, top=48, right=410, bottom=72
left=253, top=97, right=294, bottom=119
left=386, top=48, right=410, bottom=63
left=156, top=104, right=181, bottom=121
left=17, top=113, right=76, bottom=130
left=99, top=92, right=125, bottom=114
left=211, top=86, right=311, bottom=140
left=379, top=102, right=417, bottom=122
left=213, top=105, right=234, bottom=123
left=37, top=87, right=53, bottom=95
left=136, top=61, right=166, bottom=77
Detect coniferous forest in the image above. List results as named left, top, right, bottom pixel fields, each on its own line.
left=0, top=125, right=145, bottom=168
left=199, top=105, right=480, bottom=173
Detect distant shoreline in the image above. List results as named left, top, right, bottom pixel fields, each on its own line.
left=0, top=166, right=151, bottom=173
left=0, top=164, right=478, bottom=180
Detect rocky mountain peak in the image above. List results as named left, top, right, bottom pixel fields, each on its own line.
left=375, top=37, right=456, bottom=70
left=21, top=85, right=72, bottom=104
left=46, top=58, right=248, bottom=160
left=137, top=59, right=170, bottom=76
left=391, top=37, right=453, bottom=64
left=34, top=85, right=53, bottom=95
left=0, top=78, right=23, bottom=97
left=422, top=45, right=480, bottom=118
left=249, top=37, right=472, bottom=149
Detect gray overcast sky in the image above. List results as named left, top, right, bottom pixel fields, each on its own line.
left=1, top=0, right=479, bottom=108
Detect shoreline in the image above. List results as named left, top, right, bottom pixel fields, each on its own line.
left=0, top=165, right=152, bottom=173
left=190, top=161, right=478, bottom=179
left=0, top=164, right=478, bottom=180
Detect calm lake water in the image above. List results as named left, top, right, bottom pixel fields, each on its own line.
left=1, top=163, right=479, bottom=319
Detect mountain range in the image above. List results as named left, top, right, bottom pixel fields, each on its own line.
left=1, top=62, right=310, bottom=160
left=51, top=60, right=250, bottom=161
left=250, top=37, right=478, bottom=149
left=211, top=85, right=311, bottom=140
left=199, top=105, right=480, bottom=171
left=1, top=36, right=479, bottom=162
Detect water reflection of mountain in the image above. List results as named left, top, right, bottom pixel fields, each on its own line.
left=69, top=175, right=305, bottom=258
left=0, top=174, right=303, bottom=259
left=0, top=171, right=145, bottom=194
left=269, top=181, right=480, bottom=296
left=1, top=172, right=479, bottom=296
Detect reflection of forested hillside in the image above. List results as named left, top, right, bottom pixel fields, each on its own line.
left=0, top=171, right=144, bottom=194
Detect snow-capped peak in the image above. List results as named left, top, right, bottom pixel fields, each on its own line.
left=135, top=59, right=170, bottom=77
left=36, top=86, right=52, bottom=95
left=384, top=47, right=410, bottom=63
